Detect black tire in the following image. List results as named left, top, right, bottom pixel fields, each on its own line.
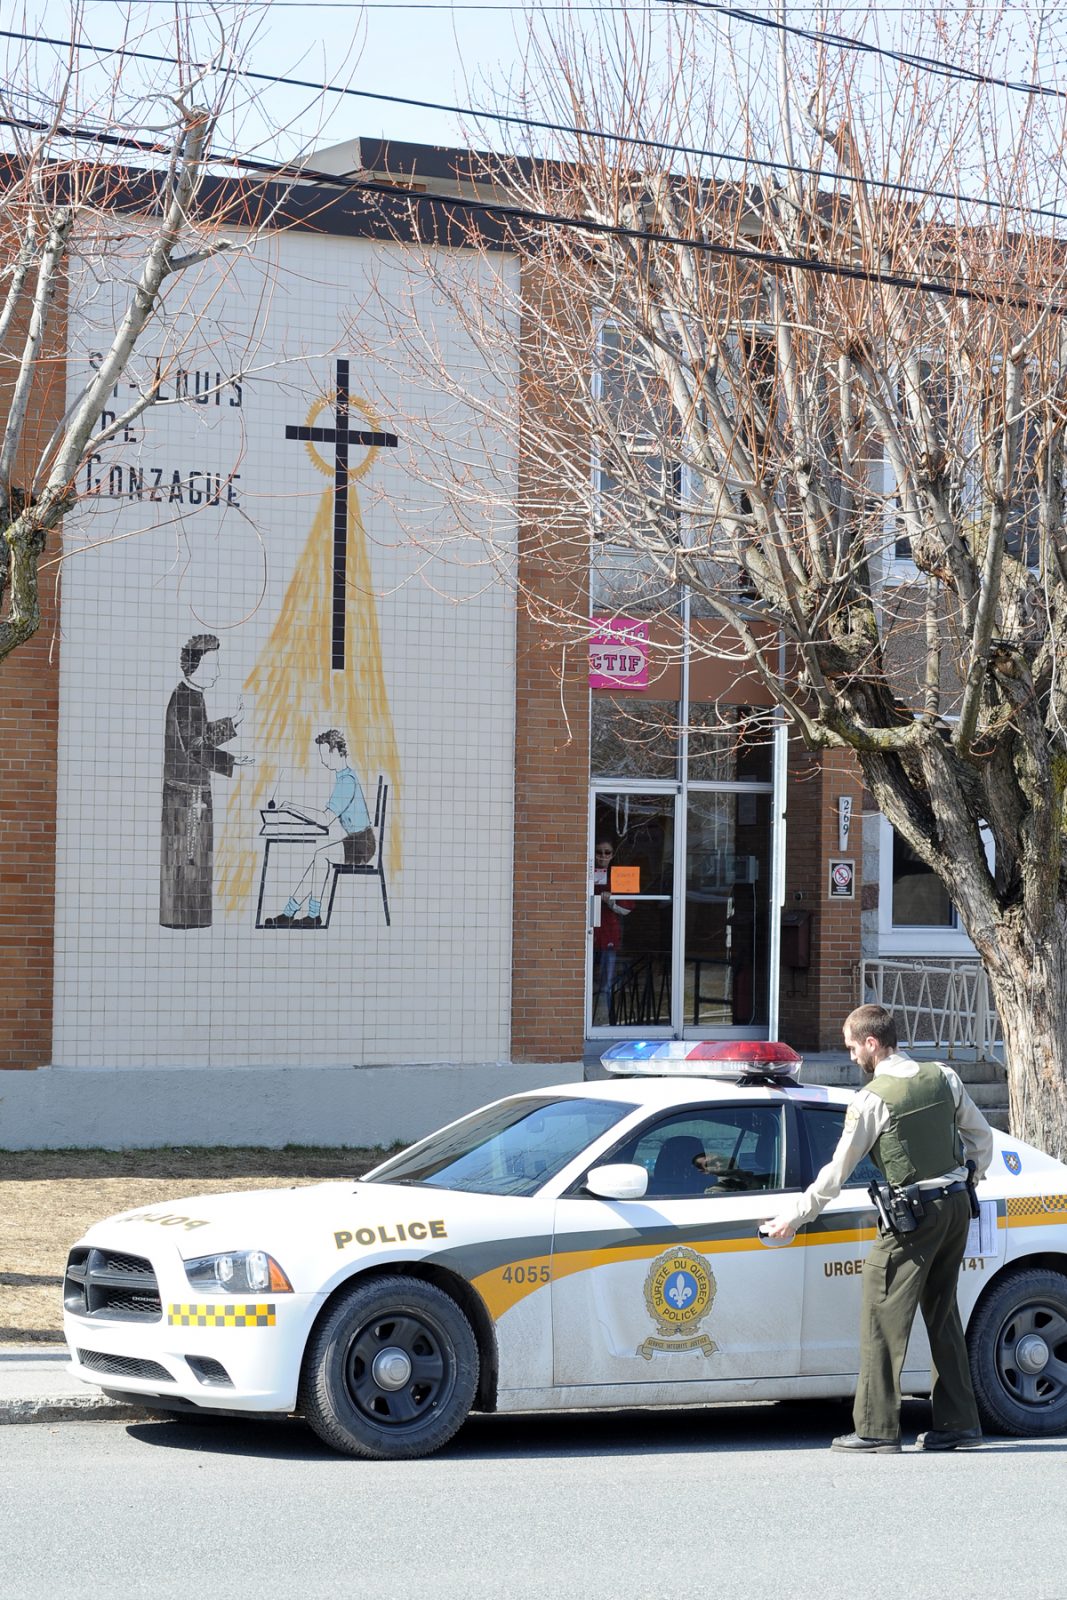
left=967, top=1266, right=1067, bottom=1437
left=299, top=1274, right=479, bottom=1459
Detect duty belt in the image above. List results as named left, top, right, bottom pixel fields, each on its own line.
left=922, top=1179, right=967, bottom=1201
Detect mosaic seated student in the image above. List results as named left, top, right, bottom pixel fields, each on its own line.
left=264, top=729, right=374, bottom=929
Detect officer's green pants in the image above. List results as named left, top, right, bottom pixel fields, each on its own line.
left=854, top=1189, right=980, bottom=1440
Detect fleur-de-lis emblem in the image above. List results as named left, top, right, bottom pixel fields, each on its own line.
left=668, top=1272, right=694, bottom=1309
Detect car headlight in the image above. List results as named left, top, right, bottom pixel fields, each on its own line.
left=183, top=1250, right=293, bottom=1293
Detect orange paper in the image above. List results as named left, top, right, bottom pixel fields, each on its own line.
left=610, top=866, right=640, bottom=894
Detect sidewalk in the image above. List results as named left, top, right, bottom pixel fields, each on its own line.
left=0, top=1346, right=153, bottom=1424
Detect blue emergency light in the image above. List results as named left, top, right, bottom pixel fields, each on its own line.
left=601, top=1039, right=803, bottom=1081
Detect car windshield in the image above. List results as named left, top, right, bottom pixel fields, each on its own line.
left=363, top=1096, right=634, bottom=1197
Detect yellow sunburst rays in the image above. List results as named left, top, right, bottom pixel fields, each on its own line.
left=218, top=390, right=403, bottom=915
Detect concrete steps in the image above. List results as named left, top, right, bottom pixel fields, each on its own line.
left=802, top=1050, right=1009, bottom=1128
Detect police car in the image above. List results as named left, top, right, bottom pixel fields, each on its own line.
left=62, top=1042, right=1067, bottom=1458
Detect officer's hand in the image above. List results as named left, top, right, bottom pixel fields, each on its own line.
left=759, top=1217, right=796, bottom=1242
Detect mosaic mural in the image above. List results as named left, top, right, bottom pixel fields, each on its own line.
left=54, top=231, right=518, bottom=1068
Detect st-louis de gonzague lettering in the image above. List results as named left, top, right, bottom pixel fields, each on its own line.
left=83, top=459, right=242, bottom=506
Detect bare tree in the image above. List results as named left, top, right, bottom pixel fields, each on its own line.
left=368, top=5, right=1067, bottom=1153
left=0, top=3, right=341, bottom=663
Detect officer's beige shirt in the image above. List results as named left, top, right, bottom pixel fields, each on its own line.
left=772, top=1053, right=995, bottom=1231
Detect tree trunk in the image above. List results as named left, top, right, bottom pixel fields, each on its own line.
left=980, top=927, right=1067, bottom=1161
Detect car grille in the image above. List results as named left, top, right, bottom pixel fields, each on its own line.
left=76, top=1349, right=172, bottom=1383
left=186, top=1356, right=233, bottom=1387
left=64, top=1247, right=162, bottom=1323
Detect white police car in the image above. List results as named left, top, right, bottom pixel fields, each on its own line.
left=63, top=1042, right=1067, bottom=1458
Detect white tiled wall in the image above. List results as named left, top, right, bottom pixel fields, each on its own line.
left=54, top=230, right=519, bottom=1068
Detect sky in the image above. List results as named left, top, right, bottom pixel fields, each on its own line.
left=6, top=2, right=1067, bottom=206
left=7, top=0, right=650, bottom=159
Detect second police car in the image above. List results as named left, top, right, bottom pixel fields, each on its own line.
left=63, top=1041, right=1067, bottom=1457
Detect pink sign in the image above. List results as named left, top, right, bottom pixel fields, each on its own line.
left=589, top=618, right=649, bottom=690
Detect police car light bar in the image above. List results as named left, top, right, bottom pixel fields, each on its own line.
left=601, top=1039, right=803, bottom=1081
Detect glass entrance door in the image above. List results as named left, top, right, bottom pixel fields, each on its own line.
left=587, top=784, right=774, bottom=1037
left=684, top=790, right=772, bottom=1031
left=589, top=791, right=674, bottom=1031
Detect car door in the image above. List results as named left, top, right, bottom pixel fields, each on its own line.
left=795, top=1100, right=910, bottom=1376
left=551, top=1100, right=805, bottom=1386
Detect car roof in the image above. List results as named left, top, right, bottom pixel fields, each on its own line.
left=525, top=1075, right=854, bottom=1110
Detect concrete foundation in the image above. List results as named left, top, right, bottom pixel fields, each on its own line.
left=0, top=1062, right=584, bottom=1151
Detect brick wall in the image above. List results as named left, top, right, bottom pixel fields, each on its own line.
left=0, top=275, right=66, bottom=1071
left=510, top=274, right=589, bottom=1062
left=779, top=742, right=864, bottom=1051
left=511, top=612, right=589, bottom=1061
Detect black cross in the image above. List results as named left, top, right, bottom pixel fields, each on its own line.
left=285, top=358, right=398, bottom=670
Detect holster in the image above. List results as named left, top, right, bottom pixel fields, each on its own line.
left=867, top=1179, right=926, bottom=1236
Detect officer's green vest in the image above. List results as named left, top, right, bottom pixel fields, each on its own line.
left=866, top=1061, right=962, bottom=1185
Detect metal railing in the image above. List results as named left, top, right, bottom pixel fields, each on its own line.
left=860, top=958, right=1003, bottom=1059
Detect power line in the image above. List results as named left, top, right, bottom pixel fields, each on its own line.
left=81, top=1, right=1067, bottom=9
left=3, top=109, right=1063, bottom=316
left=658, top=0, right=1067, bottom=100
left=5, top=28, right=1067, bottom=227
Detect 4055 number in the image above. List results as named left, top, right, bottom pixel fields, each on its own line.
left=502, top=1263, right=550, bottom=1284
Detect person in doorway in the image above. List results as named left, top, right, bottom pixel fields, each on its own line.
left=593, top=838, right=632, bottom=1023
left=264, top=729, right=374, bottom=929
left=761, top=1002, right=993, bottom=1453
left=160, top=634, right=252, bottom=929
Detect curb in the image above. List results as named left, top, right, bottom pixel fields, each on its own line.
left=0, top=1349, right=158, bottom=1425
left=0, top=1394, right=156, bottom=1425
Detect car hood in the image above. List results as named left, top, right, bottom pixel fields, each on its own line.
left=80, top=1179, right=533, bottom=1261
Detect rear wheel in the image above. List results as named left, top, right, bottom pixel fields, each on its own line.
left=300, top=1274, right=479, bottom=1459
left=968, top=1267, right=1067, bottom=1436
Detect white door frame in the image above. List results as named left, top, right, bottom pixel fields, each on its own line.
left=586, top=768, right=783, bottom=1041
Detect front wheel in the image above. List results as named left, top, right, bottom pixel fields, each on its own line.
left=968, top=1266, right=1067, bottom=1436
left=300, top=1274, right=479, bottom=1459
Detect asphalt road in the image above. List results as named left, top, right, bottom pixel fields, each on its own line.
left=4, top=1400, right=1066, bottom=1600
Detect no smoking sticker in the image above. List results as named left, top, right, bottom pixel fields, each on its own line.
left=829, top=858, right=855, bottom=898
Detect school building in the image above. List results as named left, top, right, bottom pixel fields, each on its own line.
left=0, top=139, right=980, bottom=1147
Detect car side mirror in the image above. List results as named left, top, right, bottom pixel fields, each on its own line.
left=585, top=1162, right=649, bottom=1200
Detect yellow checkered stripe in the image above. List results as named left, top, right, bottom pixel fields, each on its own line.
left=167, top=1303, right=276, bottom=1327
left=1006, top=1195, right=1067, bottom=1220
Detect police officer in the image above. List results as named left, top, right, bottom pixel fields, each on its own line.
left=763, top=1003, right=993, bottom=1452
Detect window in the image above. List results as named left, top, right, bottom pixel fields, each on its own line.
left=891, top=831, right=955, bottom=928
left=885, top=357, right=1041, bottom=569
left=875, top=814, right=985, bottom=957
left=592, top=319, right=768, bottom=608
left=801, top=1106, right=881, bottom=1189
left=686, top=703, right=773, bottom=782
left=365, top=1096, right=633, bottom=1197
left=1002, top=408, right=1041, bottom=567
left=590, top=696, right=679, bottom=779
left=886, top=358, right=953, bottom=561
left=608, top=1106, right=785, bottom=1200
left=594, top=322, right=683, bottom=548
left=589, top=541, right=681, bottom=617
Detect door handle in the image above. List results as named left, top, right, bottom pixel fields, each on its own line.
left=756, top=1225, right=792, bottom=1248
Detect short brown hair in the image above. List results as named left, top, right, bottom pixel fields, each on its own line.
left=844, top=1004, right=898, bottom=1050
